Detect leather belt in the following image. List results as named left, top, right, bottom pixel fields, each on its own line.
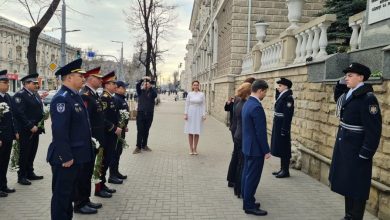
left=340, top=122, right=364, bottom=132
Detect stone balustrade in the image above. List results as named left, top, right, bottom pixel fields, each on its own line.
left=292, top=14, right=337, bottom=63
left=259, top=38, right=284, bottom=70
left=241, top=53, right=253, bottom=74
left=349, top=11, right=365, bottom=52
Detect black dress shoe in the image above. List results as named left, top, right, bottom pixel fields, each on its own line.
left=108, top=176, right=123, bottom=184
left=228, top=182, right=234, bottom=188
left=255, top=202, right=261, bottom=209
left=87, top=201, right=102, bottom=209
left=27, top=173, right=43, bottom=180
left=2, top=187, right=15, bottom=193
left=244, top=208, right=268, bottom=216
left=102, top=185, right=116, bottom=193
left=0, top=191, right=8, bottom=197
left=116, top=172, right=127, bottom=180
left=94, top=190, right=112, bottom=198
left=275, top=170, right=290, bottom=178
left=18, top=178, right=31, bottom=185
left=272, top=170, right=282, bottom=175
left=74, top=205, right=98, bottom=214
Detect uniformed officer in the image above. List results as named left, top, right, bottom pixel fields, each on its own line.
left=270, top=78, right=294, bottom=178
left=329, top=63, right=382, bottom=220
left=111, top=80, right=129, bottom=180
left=96, top=71, right=122, bottom=198
left=47, top=58, right=94, bottom=220
left=0, top=70, right=17, bottom=197
left=133, top=76, right=157, bottom=154
left=73, top=67, right=104, bottom=213
left=12, top=73, right=44, bottom=185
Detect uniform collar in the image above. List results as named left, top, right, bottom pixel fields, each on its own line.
left=86, top=84, right=97, bottom=95
left=23, top=87, right=34, bottom=95
left=0, top=92, right=5, bottom=97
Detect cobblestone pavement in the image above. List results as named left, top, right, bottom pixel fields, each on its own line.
left=0, top=95, right=378, bottom=220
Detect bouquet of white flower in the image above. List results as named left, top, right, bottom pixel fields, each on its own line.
left=37, top=106, right=50, bottom=132
left=117, top=109, right=130, bottom=149
left=0, top=102, right=10, bottom=119
left=91, top=138, right=103, bottom=183
left=9, top=140, right=20, bottom=172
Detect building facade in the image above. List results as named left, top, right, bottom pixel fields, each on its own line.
left=0, top=16, right=78, bottom=91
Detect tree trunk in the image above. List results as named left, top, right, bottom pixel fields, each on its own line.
left=27, top=0, right=61, bottom=75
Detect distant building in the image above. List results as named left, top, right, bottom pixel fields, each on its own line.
left=0, top=16, right=78, bottom=91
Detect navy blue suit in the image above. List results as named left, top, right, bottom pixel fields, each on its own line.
left=47, top=85, right=93, bottom=220
left=241, top=96, right=270, bottom=210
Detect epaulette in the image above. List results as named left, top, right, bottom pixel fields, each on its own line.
left=60, top=91, right=68, bottom=97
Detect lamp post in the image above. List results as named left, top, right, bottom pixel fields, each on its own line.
left=111, top=40, right=124, bottom=81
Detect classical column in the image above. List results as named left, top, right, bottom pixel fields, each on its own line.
left=294, top=34, right=302, bottom=63
left=305, top=29, right=314, bottom=58
left=311, top=26, right=320, bottom=58
left=300, top=32, right=307, bottom=62
left=318, top=23, right=331, bottom=58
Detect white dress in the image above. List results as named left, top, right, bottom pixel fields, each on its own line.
left=184, top=91, right=206, bottom=134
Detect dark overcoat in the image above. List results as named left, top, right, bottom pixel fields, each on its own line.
left=329, top=83, right=382, bottom=200
left=271, top=89, right=294, bottom=158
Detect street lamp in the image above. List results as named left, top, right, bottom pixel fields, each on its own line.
left=111, top=40, right=124, bottom=81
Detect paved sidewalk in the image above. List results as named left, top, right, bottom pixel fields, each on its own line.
left=0, top=95, right=377, bottom=220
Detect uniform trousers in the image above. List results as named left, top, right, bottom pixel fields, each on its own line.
left=51, top=164, right=81, bottom=220
left=73, top=158, right=95, bottom=209
left=345, top=197, right=366, bottom=220
left=241, top=155, right=264, bottom=210
left=281, top=157, right=290, bottom=172
left=110, top=133, right=124, bottom=176
left=100, top=133, right=117, bottom=184
left=0, top=139, right=13, bottom=189
left=136, top=111, right=154, bottom=148
left=18, top=130, right=39, bottom=178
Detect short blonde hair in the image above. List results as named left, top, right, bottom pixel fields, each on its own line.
left=235, top=82, right=251, bottom=100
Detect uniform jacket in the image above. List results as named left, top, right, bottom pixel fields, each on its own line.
left=47, top=86, right=93, bottom=165
left=114, top=93, right=129, bottom=137
left=12, top=88, right=43, bottom=132
left=136, top=80, right=157, bottom=112
left=241, top=96, right=270, bottom=157
left=80, top=86, right=105, bottom=145
left=100, top=90, right=119, bottom=134
left=271, top=89, right=294, bottom=158
left=0, top=94, right=16, bottom=141
left=329, top=82, right=382, bottom=200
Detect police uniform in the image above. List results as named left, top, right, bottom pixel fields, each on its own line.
left=329, top=63, right=382, bottom=220
left=270, top=78, right=294, bottom=178
left=47, top=58, right=94, bottom=219
left=134, top=78, right=157, bottom=153
left=73, top=67, right=104, bottom=212
left=99, top=71, right=122, bottom=192
left=0, top=70, right=17, bottom=197
left=12, top=73, right=44, bottom=185
left=112, top=81, right=130, bottom=180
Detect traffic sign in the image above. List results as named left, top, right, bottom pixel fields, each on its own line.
left=48, top=63, right=58, bottom=72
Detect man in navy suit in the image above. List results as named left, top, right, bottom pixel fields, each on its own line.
left=241, top=80, right=271, bottom=216
left=47, top=59, right=94, bottom=219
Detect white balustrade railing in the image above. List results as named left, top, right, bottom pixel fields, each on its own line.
left=241, top=53, right=253, bottom=74
left=259, top=40, right=283, bottom=70
left=349, top=11, right=365, bottom=51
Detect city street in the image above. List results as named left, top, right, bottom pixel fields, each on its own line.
left=0, top=95, right=378, bottom=220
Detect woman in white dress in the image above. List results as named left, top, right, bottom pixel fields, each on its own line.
left=184, top=81, right=206, bottom=155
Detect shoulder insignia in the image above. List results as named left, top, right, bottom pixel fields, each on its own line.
left=369, top=105, right=378, bottom=115
left=60, top=91, right=68, bottom=97
left=56, top=103, right=66, bottom=113
left=103, top=93, right=109, bottom=98
left=287, top=102, right=292, bottom=108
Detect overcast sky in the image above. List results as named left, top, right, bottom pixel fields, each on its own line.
left=0, top=0, right=193, bottom=76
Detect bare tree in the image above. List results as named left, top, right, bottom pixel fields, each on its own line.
left=126, top=0, right=176, bottom=80
left=17, top=0, right=61, bottom=75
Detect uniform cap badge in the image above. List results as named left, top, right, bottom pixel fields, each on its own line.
left=57, top=103, right=65, bottom=113
left=369, top=105, right=378, bottom=115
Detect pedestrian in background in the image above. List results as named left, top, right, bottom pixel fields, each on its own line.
left=184, top=80, right=206, bottom=155
left=241, top=80, right=271, bottom=216
left=329, top=63, right=382, bottom=220
left=231, top=82, right=251, bottom=197
left=270, top=78, right=294, bottom=178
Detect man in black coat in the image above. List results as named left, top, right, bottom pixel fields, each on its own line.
left=133, top=76, right=157, bottom=154
left=112, top=80, right=130, bottom=180
left=12, top=73, right=44, bottom=185
left=0, top=70, right=17, bottom=197
left=270, top=78, right=294, bottom=178
left=329, top=63, right=382, bottom=220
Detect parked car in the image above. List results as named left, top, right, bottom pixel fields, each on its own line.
left=43, top=93, right=55, bottom=106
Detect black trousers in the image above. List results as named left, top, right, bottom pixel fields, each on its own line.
left=51, top=164, right=80, bottom=220
left=281, top=157, right=290, bottom=172
left=136, top=111, right=154, bottom=148
left=0, top=139, right=13, bottom=190
left=73, top=159, right=94, bottom=209
left=227, top=136, right=239, bottom=183
left=233, top=138, right=244, bottom=197
left=110, top=133, right=124, bottom=176
left=18, top=130, right=39, bottom=178
left=345, top=197, right=366, bottom=220
left=100, top=133, right=117, bottom=184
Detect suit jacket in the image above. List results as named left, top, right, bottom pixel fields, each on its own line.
left=12, top=88, right=43, bottom=132
left=242, top=96, right=270, bottom=157
left=47, top=85, right=93, bottom=165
